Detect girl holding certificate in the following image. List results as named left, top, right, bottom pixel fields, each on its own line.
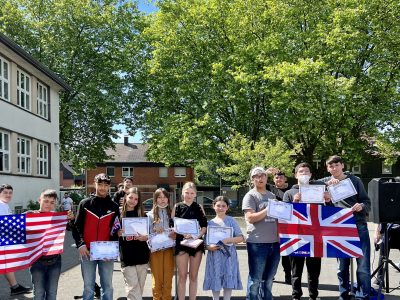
left=203, top=196, right=244, bottom=300
left=147, top=188, right=175, bottom=300
left=172, top=182, right=208, bottom=300
left=118, top=187, right=150, bottom=300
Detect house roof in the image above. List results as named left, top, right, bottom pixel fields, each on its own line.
left=105, top=143, right=149, bottom=163
left=0, top=33, right=71, bottom=91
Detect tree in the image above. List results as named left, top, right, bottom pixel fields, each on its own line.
left=0, top=0, right=149, bottom=168
left=132, top=0, right=399, bottom=182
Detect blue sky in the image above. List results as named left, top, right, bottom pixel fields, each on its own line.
left=113, top=1, right=157, bottom=143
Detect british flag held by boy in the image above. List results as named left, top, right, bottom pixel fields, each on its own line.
left=278, top=203, right=363, bottom=258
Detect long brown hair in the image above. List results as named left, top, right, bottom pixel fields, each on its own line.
left=152, top=188, right=171, bottom=224
left=121, top=187, right=144, bottom=217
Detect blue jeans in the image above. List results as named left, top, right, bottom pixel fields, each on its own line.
left=337, top=223, right=371, bottom=300
left=247, top=242, right=280, bottom=300
left=81, top=257, right=114, bottom=300
left=30, top=255, right=61, bottom=300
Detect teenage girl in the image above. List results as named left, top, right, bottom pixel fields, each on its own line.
left=172, top=182, right=208, bottom=300
left=203, top=196, right=244, bottom=300
left=147, top=188, right=175, bottom=300
left=118, top=187, right=150, bottom=300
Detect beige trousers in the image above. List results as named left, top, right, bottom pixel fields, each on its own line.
left=121, top=264, right=148, bottom=300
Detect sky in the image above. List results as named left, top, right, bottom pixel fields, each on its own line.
left=113, top=1, right=157, bottom=144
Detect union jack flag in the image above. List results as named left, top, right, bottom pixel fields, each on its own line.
left=278, top=203, right=363, bottom=258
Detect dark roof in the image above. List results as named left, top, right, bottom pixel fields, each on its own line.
left=0, top=33, right=71, bottom=91
left=105, top=143, right=149, bottom=163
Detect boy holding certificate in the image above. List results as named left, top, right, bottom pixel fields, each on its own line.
left=322, top=155, right=371, bottom=300
left=72, top=173, right=120, bottom=300
left=282, top=163, right=328, bottom=300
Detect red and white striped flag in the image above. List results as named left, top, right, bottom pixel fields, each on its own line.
left=0, top=211, right=68, bottom=274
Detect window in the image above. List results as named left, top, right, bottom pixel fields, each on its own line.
left=174, top=167, right=186, bottom=177
left=37, top=82, right=48, bottom=119
left=106, top=166, right=115, bottom=177
left=37, top=142, right=48, bottom=176
left=352, top=164, right=361, bottom=175
left=122, top=167, right=134, bottom=177
left=0, top=131, right=10, bottom=172
left=17, top=137, right=31, bottom=174
left=159, top=167, right=168, bottom=178
left=382, top=162, right=392, bottom=175
left=0, top=56, right=9, bottom=101
left=17, top=69, right=31, bottom=110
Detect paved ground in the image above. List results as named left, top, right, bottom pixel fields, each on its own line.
left=1, top=220, right=400, bottom=300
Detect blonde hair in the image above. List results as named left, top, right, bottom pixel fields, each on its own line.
left=121, top=187, right=144, bottom=217
left=152, top=188, right=171, bottom=224
left=182, top=181, right=197, bottom=193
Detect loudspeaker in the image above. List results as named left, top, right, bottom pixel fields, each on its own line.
left=368, top=178, right=400, bottom=224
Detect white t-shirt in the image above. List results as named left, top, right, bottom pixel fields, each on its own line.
left=61, top=197, right=74, bottom=211
left=0, top=199, right=12, bottom=215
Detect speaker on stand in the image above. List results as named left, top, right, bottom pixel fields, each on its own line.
left=368, top=177, right=400, bottom=296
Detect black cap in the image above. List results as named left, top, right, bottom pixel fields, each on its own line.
left=94, top=173, right=111, bottom=184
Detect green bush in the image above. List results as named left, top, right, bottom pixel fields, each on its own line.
left=69, top=192, right=84, bottom=204
left=26, top=199, right=40, bottom=210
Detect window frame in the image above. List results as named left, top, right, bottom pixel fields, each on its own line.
left=0, top=55, right=10, bottom=101
left=122, top=167, right=134, bottom=177
left=0, top=130, right=10, bottom=172
left=174, top=167, right=186, bottom=178
left=36, top=142, right=49, bottom=176
left=17, top=69, right=31, bottom=111
left=37, top=81, right=49, bottom=119
left=106, top=166, right=115, bottom=177
left=159, top=167, right=168, bottom=178
left=17, top=136, right=31, bottom=174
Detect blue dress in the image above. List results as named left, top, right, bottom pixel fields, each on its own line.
left=203, top=216, right=243, bottom=291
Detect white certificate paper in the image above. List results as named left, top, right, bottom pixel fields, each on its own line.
left=90, top=241, right=119, bottom=261
left=122, top=217, right=149, bottom=236
left=147, top=230, right=175, bottom=252
left=327, top=178, right=357, bottom=203
left=299, top=185, right=325, bottom=204
left=267, top=199, right=293, bottom=221
left=206, top=226, right=233, bottom=245
left=174, top=218, right=200, bottom=235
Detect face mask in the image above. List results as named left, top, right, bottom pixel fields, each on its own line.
left=157, top=204, right=168, bottom=209
left=298, top=174, right=311, bottom=184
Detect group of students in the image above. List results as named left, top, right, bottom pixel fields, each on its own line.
left=0, top=154, right=373, bottom=300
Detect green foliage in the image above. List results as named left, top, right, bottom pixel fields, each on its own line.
left=69, top=192, right=84, bottom=204
left=218, top=132, right=296, bottom=188
left=26, top=199, right=40, bottom=210
left=0, top=0, right=149, bottom=169
left=131, top=0, right=399, bottom=183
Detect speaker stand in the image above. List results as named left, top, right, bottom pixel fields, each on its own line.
left=371, top=224, right=400, bottom=297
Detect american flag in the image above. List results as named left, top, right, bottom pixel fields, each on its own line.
left=0, top=212, right=68, bottom=274
left=278, top=203, right=363, bottom=258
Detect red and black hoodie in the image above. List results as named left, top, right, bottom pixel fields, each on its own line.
left=72, top=194, right=120, bottom=249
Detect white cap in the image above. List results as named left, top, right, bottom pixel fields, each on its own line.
left=250, top=167, right=267, bottom=179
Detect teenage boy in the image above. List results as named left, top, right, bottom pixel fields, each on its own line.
left=266, top=169, right=292, bottom=284
left=242, top=167, right=280, bottom=300
left=323, top=155, right=371, bottom=300
left=113, top=177, right=133, bottom=206
left=0, top=184, right=32, bottom=296
left=283, top=163, right=327, bottom=300
left=28, top=189, right=74, bottom=300
left=72, top=173, right=120, bottom=300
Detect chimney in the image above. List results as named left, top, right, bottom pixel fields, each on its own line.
left=124, top=136, right=129, bottom=145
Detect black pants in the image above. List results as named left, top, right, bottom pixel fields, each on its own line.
left=290, top=256, right=321, bottom=299
left=282, top=255, right=291, bottom=277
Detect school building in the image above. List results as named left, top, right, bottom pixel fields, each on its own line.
left=0, top=33, right=70, bottom=212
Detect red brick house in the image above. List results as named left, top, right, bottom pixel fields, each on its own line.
left=86, top=138, right=194, bottom=198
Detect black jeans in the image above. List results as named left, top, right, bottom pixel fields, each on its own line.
left=290, top=256, right=321, bottom=299
left=282, top=256, right=291, bottom=277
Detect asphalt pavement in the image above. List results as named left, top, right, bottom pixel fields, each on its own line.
left=1, top=220, right=400, bottom=300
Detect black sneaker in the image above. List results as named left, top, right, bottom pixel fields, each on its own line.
left=10, top=284, right=32, bottom=295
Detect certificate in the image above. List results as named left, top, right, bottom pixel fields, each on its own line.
left=327, top=178, right=357, bottom=203
left=147, top=230, right=175, bottom=252
left=267, top=199, right=293, bottom=221
left=90, top=241, right=119, bottom=261
left=122, top=217, right=149, bottom=236
left=299, top=185, right=325, bottom=204
left=206, top=226, right=233, bottom=245
left=174, top=217, right=200, bottom=235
